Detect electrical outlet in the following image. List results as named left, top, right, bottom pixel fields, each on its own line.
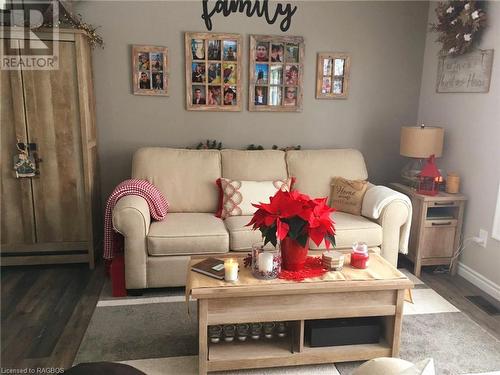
left=475, top=229, right=488, bottom=248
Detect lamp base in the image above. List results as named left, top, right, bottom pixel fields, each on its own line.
left=401, top=159, right=424, bottom=188
left=401, top=158, right=445, bottom=189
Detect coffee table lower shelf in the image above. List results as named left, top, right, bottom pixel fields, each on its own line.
left=207, top=337, right=391, bottom=372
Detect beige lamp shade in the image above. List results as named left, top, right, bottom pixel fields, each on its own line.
left=400, top=125, right=444, bottom=158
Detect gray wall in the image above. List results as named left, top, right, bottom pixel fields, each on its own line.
left=76, top=0, right=429, bottom=200
left=418, top=2, right=500, bottom=289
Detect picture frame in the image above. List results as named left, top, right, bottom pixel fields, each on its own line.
left=249, top=35, right=304, bottom=112
left=185, top=32, right=242, bottom=111
left=132, top=45, right=169, bottom=96
left=316, top=52, right=351, bottom=99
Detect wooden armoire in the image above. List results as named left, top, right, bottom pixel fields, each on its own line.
left=1, top=28, right=100, bottom=268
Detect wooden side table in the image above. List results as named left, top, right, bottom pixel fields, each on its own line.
left=390, top=183, right=466, bottom=277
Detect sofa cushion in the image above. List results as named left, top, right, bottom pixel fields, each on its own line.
left=217, top=178, right=292, bottom=219
left=286, top=149, right=368, bottom=201
left=224, top=216, right=263, bottom=251
left=147, top=213, right=229, bottom=256
left=221, top=150, right=288, bottom=180
left=132, top=148, right=221, bottom=213
left=310, top=212, right=382, bottom=250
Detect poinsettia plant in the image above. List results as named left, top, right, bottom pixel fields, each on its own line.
left=247, top=189, right=336, bottom=248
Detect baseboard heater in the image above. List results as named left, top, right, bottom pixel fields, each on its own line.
left=305, top=317, right=382, bottom=347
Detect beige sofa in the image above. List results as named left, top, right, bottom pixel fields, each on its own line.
left=113, top=148, right=409, bottom=290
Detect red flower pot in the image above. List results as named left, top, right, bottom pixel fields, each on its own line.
left=281, top=237, right=309, bottom=271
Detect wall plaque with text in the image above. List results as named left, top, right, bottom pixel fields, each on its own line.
left=436, top=49, right=494, bottom=93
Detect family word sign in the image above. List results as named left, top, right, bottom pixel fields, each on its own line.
left=436, top=49, right=494, bottom=93
left=201, top=0, right=298, bottom=32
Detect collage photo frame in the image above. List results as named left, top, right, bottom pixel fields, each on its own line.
left=185, top=32, right=242, bottom=111
left=248, top=35, right=305, bottom=112
left=132, top=45, right=169, bottom=96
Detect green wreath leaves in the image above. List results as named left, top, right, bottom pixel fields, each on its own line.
left=430, top=1, right=486, bottom=56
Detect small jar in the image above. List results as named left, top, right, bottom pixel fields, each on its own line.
left=222, top=324, right=236, bottom=342
left=236, top=323, right=249, bottom=341
left=351, top=242, right=369, bottom=269
left=208, top=325, right=222, bottom=344
left=276, top=322, right=287, bottom=338
left=250, top=322, right=262, bottom=340
left=263, top=322, right=275, bottom=339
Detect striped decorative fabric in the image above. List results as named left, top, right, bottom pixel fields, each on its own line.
left=104, top=179, right=169, bottom=260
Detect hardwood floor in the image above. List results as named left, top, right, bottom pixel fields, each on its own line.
left=419, top=267, right=500, bottom=340
left=0, top=261, right=498, bottom=370
left=1, top=262, right=105, bottom=370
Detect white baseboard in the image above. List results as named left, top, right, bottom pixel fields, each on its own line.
left=457, top=262, right=500, bottom=302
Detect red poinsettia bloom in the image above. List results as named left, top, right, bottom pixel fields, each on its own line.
left=247, top=188, right=336, bottom=249
left=248, top=190, right=304, bottom=240
left=307, top=198, right=336, bottom=248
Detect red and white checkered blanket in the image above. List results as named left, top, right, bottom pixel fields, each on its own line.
left=104, top=179, right=169, bottom=260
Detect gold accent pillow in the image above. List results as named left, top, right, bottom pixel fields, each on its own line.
left=330, top=177, right=368, bottom=215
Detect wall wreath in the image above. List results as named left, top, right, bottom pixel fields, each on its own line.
left=430, top=1, right=486, bottom=56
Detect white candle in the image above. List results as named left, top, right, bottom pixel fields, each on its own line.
left=224, top=259, right=238, bottom=282
left=258, top=252, right=274, bottom=273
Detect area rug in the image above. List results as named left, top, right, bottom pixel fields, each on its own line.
left=74, top=270, right=500, bottom=375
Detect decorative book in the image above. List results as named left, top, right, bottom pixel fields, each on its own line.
left=191, top=257, right=225, bottom=280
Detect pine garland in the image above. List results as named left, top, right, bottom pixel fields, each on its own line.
left=430, top=1, right=486, bottom=56
left=40, top=7, right=104, bottom=49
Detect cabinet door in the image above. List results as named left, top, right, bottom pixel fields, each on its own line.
left=421, top=227, right=456, bottom=258
left=22, top=41, right=87, bottom=243
left=0, top=39, right=36, bottom=246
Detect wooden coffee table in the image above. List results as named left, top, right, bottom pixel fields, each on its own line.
left=187, top=253, right=412, bottom=375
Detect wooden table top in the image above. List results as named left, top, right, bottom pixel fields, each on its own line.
left=187, top=253, right=413, bottom=299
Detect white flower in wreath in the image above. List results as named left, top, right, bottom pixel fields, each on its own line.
left=464, top=3, right=470, bottom=10
left=464, top=33, right=472, bottom=42
left=451, top=18, right=457, bottom=25
left=446, top=6, right=454, bottom=13
left=449, top=47, right=456, bottom=53
left=471, top=10, right=479, bottom=19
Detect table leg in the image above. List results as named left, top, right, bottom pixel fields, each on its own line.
left=391, top=289, right=405, bottom=356
left=413, top=258, right=422, bottom=278
left=198, top=299, right=208, bottom=375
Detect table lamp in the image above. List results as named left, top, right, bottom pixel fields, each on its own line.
left=400, top=124, right=444, bottom=187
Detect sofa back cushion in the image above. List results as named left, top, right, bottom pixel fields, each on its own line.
left=286, top=149, right=368, bottom=200
left=221, top=150, right=288, bottom=180
left=132, top=148, right=221, bottom=213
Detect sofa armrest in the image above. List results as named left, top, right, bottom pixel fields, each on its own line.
left=112, top=195, right=151, bottom=289
left=372, top=200, right=409, bottom=267
left=361, top=184, right=411, bottom=267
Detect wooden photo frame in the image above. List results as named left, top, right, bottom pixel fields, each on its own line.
left=132, top=45, right=169, bottom=96
left=316, top=52, right=351, bottom=99
left=185, top=32, right=242, bottom=111
left=249, top=35, right=304, bottom=112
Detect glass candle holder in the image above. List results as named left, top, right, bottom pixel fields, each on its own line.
left=222, top=324, right=236, bottom=342
left=208, top=325, right=222, bottom=344
left=236, top=323, right=249, bottom=341
left=263, top=322, right=275, bottom=339
left=251, top=242, right=281, bottom=279
left=276, top=322, right=287, bottom=338
left=250, top=322, right=262, bottom=340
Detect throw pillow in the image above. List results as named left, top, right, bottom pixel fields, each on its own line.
left=399, top=358, right=435, bottom=375
left=216, top=178, right=293, bottom=219
left=352, top=357, right=414, bottom=375
left=330, top=177, right=368, bottom=215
